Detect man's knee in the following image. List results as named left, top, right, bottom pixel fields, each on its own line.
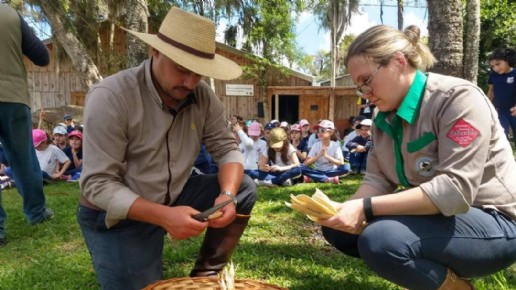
left=236, top=175, right=257, bottom=215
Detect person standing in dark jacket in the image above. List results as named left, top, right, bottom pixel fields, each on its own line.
left=0, top=4, right=54, bottom=247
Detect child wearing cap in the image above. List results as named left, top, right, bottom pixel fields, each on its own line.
left=234, top=121, right=267, bottom=180
left=32, top=129, right=71, bottom=183
left=261, top=123, right=275, bottom=142
left=298, top=119, right=311, bottom=142
left=63, top=114, right=75, bottom=133
left=290, top=124, right=308, bottom=162
left=302, top=120, right=349, bottom=184
left=62, top=130, right=83, bottom=180
left=345, top=119, right=373, bottom=174
left=341, top=115, right=367, bottom=162
left=255, top=128, right=301, bottom=187
left=52, top=125, right=68, bottom=151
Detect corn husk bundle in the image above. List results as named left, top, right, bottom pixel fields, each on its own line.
left=285, top=188, right=338, bottom=221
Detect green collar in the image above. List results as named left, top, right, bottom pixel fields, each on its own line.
left=375, top=70, right=427, bottom=125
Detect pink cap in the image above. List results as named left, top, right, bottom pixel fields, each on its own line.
left=68, top=130, right=83, bottom=140
left=314, top=120, right=335, bottom=130
left=32, top=129, right=48, bottom=147
left=247, top=122, right=261, bottom=137
left=299, top=119, right=309, bottom=127
left=280, top=121, right=289, bottom=128
left=290, top=124, right=301, bottom=132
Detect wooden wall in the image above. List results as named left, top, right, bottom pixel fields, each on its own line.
left=24, top=42, right=88, bottom=112
left=212, top=46, right=313, bottom=121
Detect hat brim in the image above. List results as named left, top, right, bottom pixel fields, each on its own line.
left=34, top=140, right=45, bottom=148
left=270, top=141, right=284, bottom=149
left=356, top=124, right=371, bottom=130
left=247, top=130, right=261, bottom=137
left=123, top=29, right=242, bottom=81
left=313, top=124, right=334, bottom=130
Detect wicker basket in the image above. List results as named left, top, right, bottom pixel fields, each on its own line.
left=143, top=277, right=287, bottom=290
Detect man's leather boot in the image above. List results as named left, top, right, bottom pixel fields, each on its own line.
left=190, top=214, right=250, bottom=277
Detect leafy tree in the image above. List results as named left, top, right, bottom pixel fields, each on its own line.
left=477, top=0, right=516, bottom=90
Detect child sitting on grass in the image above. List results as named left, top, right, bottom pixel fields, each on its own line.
left=32, top=129, right=70, bottom=183
left=302, top=120, right=349, bottom=183
left=255, top=128, right=301, bottom=187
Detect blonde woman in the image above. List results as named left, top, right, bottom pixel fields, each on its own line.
left=318, top=25, right=516, bottom=290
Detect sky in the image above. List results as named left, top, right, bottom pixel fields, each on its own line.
left=296, top=4, right=429, bottom=55
left=28, top=3, right=429, bottom=58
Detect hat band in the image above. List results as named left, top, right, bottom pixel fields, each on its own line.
left=158, top=33, right=215, bottom=60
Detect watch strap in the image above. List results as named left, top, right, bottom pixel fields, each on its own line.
left=363, top=197, right=374, bottom=222
left=220, top=191, right=237, bottom=206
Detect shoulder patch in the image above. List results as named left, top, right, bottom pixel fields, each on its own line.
left=446, top=119, right=479, bottom=147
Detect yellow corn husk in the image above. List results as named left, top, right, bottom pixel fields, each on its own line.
left=286, top=188, right=338, bottom=221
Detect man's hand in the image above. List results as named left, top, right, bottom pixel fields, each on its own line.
left=162, top=206, right=209, bottom=240
left=207, top=194, right=237, bottom=228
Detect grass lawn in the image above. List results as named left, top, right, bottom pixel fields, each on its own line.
left=0, top=177, right=515, bottom=289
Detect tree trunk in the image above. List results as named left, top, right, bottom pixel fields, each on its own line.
left=463, top=0, right=480, bottom=84
left=397, top=0, right=404, bottom=30
left=125, top=0, right=150, bottom=68
left=36, top=0, right=103, bottom=89
left=427, top=0, right=464, bottom=77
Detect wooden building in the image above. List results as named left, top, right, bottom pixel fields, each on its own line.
left=23, top=28, right=359, bottom=131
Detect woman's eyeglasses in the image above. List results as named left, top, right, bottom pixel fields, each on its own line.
left=355, top=64, right=382, bottom=97
left=317, top=128, right=332, bottom=133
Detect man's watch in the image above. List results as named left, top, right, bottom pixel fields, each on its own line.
left=220, top=191, right=237, bottom=206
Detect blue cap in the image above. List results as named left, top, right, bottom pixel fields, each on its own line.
left=264, top=123, right=274, bottom=130
left=63, top=114, right=73, bottom=120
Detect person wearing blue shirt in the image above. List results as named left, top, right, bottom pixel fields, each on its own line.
left=487, top=47, right=516, bottom=145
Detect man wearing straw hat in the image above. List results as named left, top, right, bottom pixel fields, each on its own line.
left=77, top=6, right=257, bottom=289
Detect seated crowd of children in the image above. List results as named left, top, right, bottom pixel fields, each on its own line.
left=0, top=112, right=371, bottom=190
left=193, top=115, right=373, bottom=187
left=0, top=113, right=83, bottom=188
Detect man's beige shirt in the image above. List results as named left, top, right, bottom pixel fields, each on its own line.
left=80, top=60, right=243, bottom=227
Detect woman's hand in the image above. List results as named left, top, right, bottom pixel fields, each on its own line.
left=510, top=106, right=516, bottom=117
left=318, top=198, right=367, bottom=235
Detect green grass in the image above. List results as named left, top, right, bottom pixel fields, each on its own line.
left=0, top=178, right=515, bottom=289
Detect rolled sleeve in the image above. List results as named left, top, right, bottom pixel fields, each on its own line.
left=420, top=175, right=469, bottom=216
left=105, top=187, right=140, bottom=228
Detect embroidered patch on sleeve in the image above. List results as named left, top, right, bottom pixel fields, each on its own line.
left=446, top=119, right=480, bottom=147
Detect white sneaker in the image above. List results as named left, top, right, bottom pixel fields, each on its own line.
left=255, top=179, right=275, bottom=187
left=282, top=179, right=292, bottom=186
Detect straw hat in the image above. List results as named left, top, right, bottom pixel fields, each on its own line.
left=122, top=7, right=242, bottom=80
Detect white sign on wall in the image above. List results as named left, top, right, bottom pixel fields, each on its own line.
left=226, top=84, right=254, bottom=96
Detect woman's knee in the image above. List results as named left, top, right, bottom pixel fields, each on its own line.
left=358, top=220, right=414, bottom=269
left=321, top=226, right=361, bottom=258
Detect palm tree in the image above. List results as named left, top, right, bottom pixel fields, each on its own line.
left=427, top=0, right=464, bottom=77
left=314, top=0, right=359, bottom=86
left=463, top=0, right=480, bottom=84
